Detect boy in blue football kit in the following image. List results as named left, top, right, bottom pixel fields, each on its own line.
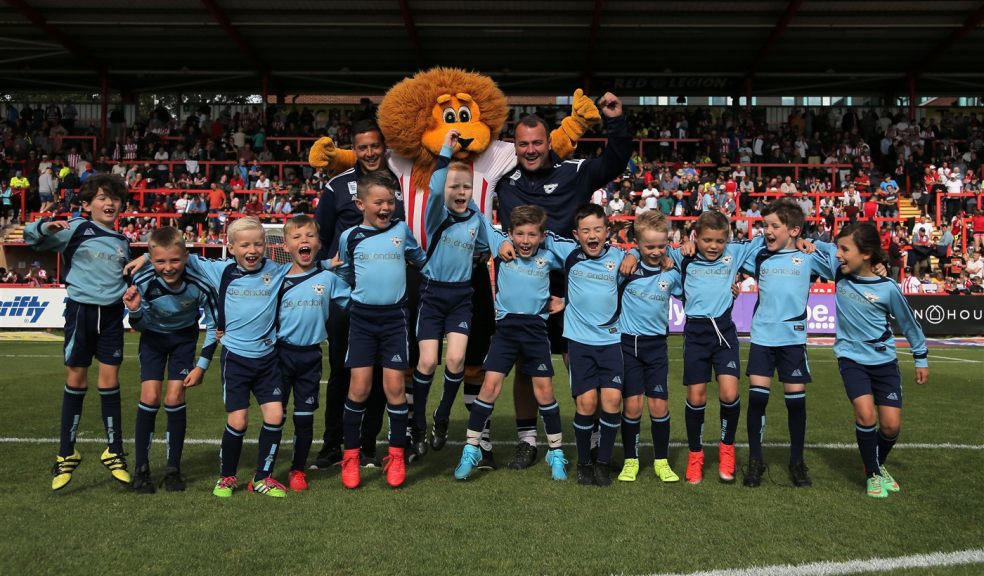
left=25, top=174, right=133, bottom=491
left=539, top=204, right=633, bottom=487
left=334, top=170, right=426, bottom=489
left=413, top=130, right=492, bottom=457
left=127, top=216, right=318, bottom=498
left=276, top=215, right=351, bottom=491
left=668, top=211, right=764, bottom=485
left=741, top=199, right=836, bottom=488
left=453, top=205, right=568, bottom=481
left=616, top=211, right=682, bottom=483
left=826, top=224, right=929, bottom=498
left=124, top=226, right=218, bottom=493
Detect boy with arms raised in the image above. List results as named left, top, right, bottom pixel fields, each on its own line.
left=125, top=226, right=218, bottom=493
left=334, top=170, right=426, bottom=489
left=453, top=205, right=568, bottom=481
left=616, top=211, right=682, bottom=483
left=26, top=174, right=132, bottom=491
left=412, top=130, right=492, bottom=457
left=275, top=215, right=351, bottom=491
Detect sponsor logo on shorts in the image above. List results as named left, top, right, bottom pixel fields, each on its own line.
left=391, top=354, right=402, bottom=362
left=537, top=363, right=548, bottom=371
left=726, top=361, right=737, bottom=369
left=886, top=392, right=899, bottom=401
left=113, top=349, right=122, bottom=358
left=273, top=387, right=282, bottom=396
left=791, top=369, right=803, bottom=377
left=305, top=396, right=315, bottom=405
left=458, top=321, right=469, bottom=329
left=179, top=369, right=189, bottom=376
left=612, top=375, right=622, bottom=384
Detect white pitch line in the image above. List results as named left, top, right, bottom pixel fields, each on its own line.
left=930, top=354, right=983, bottom=364
left=2, top=437, right=981, bottom=450
left=636, top=548, right=984, bottom=576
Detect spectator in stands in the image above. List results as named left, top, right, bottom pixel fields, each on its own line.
left=967, top=250, right=983, bottom=280
left=945, top=169, right=964, bottom=220
left=0, top=179, right=11, bottom=227
left=876, top=183, right=899, bottom=219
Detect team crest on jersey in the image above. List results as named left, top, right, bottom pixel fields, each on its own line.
left=116, top=246, right=125, bottom=259
left=658, top=280, right=669, bottom=291
left=509, top=170, right=521, bottom=181
left=863, top=291, right=879, bottom=303
left=262, top=273, right=272, bottom=285
left=468, top=227, right=477, bottom=239
left=543, top=184, right=558, bottom=195
left=395, top=190, right=403, bottom=201
left=604, top=260, right=616, bottom=272
left=722, top=255, right=733, bottom=264
left=391, top=236, right=403, bottom=247
left=535, top=257, right=547, bottom=268
left=347, top=181, right=357, bottom=197
left=791, top=256, right=803, bottom=266
left=312, top=284, right=325, bottom=295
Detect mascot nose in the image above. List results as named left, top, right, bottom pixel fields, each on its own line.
left=457, top=137, right=473, bottom=150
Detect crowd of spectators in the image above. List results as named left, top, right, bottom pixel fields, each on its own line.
left=0, top=99, right=982, bottom=293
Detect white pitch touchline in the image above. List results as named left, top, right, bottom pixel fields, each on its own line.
left=2, top=437, right=981, bottom=450
left=636, top=548, right=984, bottom=576
left=930, top=354, right=983, bottom=363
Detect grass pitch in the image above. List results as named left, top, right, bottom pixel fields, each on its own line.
left=0, top=335, right=981, bottom=576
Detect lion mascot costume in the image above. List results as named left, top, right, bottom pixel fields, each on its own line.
left=308, top=67, right=600, bottom=460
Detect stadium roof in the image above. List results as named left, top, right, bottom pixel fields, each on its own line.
left=0, top=0, right=982, bottom=97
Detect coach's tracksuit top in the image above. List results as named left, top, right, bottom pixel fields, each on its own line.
left=24, top=217, right=129, bottom=305
left=495, top=114, right=634, bottom=237
left=420, top=145, right=490, bottom=283
left=129, top=268, right=219, bottom=369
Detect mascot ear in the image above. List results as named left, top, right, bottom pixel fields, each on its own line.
left=550, top=88, right=602, bottom=160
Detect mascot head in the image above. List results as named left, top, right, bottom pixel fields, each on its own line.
left=377, top=67, right=508, bottom=189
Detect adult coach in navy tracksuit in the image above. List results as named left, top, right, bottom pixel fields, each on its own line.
left=494, top=92, right=633, bottom=469
left=312, top=120, right=405, bottom=468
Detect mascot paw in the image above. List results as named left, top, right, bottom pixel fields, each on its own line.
left=308, top=137, right=357, bottom=174
left=571, top=88, right=601, bottom=126
left=308, top=137, right=337, bottom=168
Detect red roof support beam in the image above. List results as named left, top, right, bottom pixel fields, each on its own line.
left=746, top=0, right=804, bottom=76
left=398, top=0, right=424, bottom=69
left=199, top=0, right=268, bottom=75
left=908, top=4, right=984, bottom=76
left=3, top=0, right=104, bottom=73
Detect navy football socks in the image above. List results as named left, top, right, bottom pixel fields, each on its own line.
left=134, top=402, right=159, bottom=469
left=59, top=385, right=86, bottom=457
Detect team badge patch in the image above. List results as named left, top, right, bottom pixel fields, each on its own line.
left=543, top=184, right=558, bottom=195
left=262, top=273, right=273, bottom=285
left=658, top=280, right=669, bottom=291
left=347, top=181, right=357, bottom=197
left=509, top=170, right=521, bottom=181
left=469, top=226, right=477, bottom=239
left=791, top=256, right=803, bottom=266
left=722, top=255, right=733, bottom=264
left=392, top=236, right=403, bottom=247
left=312, top=284, right=325, bottom=295
left=604, top=260, right=616, bottom=272
left=535, top=257, right=547, bottom=268
left=863, top=291, right=879, bottom=303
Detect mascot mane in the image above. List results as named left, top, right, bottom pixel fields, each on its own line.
left=377, top=67, right=508, bottom=190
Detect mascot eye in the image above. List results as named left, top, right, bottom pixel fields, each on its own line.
left=443, top=108, right=456, bottom=123
left=457, top=106, right=472, bottom=122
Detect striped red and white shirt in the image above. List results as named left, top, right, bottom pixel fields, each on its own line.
left=389, top=140, right=517, bottom=250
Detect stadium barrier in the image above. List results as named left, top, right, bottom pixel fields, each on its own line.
left=5, top=285, right=975, bottom=335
